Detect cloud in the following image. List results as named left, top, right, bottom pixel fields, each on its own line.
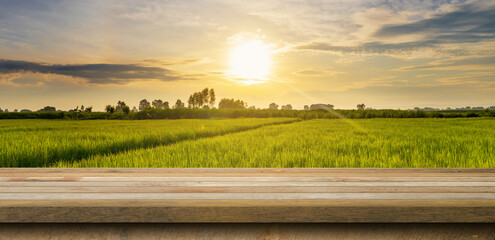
left=292, top=68, right=345, bottom=77
left=396, top=56, right=495, bottom=71
left=294, top=3, right=495, bottom=59
left=0, top=59, right=189, bottom=84
left=142, top=58, right=203, bottom=66
left=375, top=4, right=495, bottom=44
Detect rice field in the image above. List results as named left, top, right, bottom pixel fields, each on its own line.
left=53, top=118, right=495, bottom=168
left=0, top=118, right=298, bottom=167
left=1, top=118, right=494, bottom=168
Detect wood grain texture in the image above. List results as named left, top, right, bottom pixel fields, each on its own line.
left=2, top=223, right=495, bottom=240
left=0, top=168, right=494, bottom=223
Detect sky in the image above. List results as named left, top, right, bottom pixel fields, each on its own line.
left=1, top=0, right=494, bottom=111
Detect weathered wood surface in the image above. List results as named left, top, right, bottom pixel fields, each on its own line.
left=0, top=168, right=494, bottom=223
left=2, top=223, right=495, bottom=240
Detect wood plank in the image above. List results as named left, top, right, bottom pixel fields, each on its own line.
left=4, top=200, right=495, bottom=208
left=1, top=192, right=495, bottom=200
left=2, top=223, right=495, bottom=240
left=3, top=176, right=495, bottom=182
left=2, top=181, right=495, bottom=187
left=1, top=168, right=494, bottom=223
left=1, top=200, right=495, bottom=223
left=2, top=186, right=494, bottom=193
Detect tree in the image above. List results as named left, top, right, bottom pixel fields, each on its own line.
left=122, top=105, right=130, bottom=114
left=163, top=101, right=170, bottom=109
left=38, top=106, right=56, bottom=112
left=188, top=88, right=215, bottom=108
left=218, top=98, right=247, bottom=109
left=152, top=99, right=164, bottom=109
left=304, top=105, right=309, bottom=110
left=310, top=104, right=334, bottom=110
left=116, top=101, right=127, bottom=112
left=139, top=99, right=150, bottom=111
left=209, top=89, right=216, bottom=107
left=202, top=88, right=209, bottom=102
left=248, top=106, right=256, bottom=110
left=105, top=105, right=115, bottom=114
left=174, top=99, right=185, bottom=109
left=132, top=106, right=138, bottom=112
left=0, top=108, right=2, bottom=112
left=84, top=106, right=93, bottom=113
left=357, top=103, right=366, bottom=110
left=70, top=106, right=80, bottom=113
left=269, top=103, right=279, bottom=110
left=281, top=104, right=292, bottom=110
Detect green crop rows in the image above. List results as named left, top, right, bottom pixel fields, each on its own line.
left=0, top=118, right=297, bottom=167
left=1, top=118, right=493, bottom=168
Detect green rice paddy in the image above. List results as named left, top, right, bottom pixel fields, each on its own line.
left=1, top=118, right=493, bottom=168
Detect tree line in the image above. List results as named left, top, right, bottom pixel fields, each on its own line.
left=2, top=87, right=495, bottom=119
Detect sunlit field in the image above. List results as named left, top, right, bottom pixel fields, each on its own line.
left=45, top=118, right=495, bottom=168
left=0, top=118, right=297, bottom=167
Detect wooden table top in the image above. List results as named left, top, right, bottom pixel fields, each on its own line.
left=1, top=168, right=494, bottom=223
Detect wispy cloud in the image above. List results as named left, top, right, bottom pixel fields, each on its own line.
left=375, top=3, right=495, bottom=44
left=294, top=3, right=495, bottom=59
left=395, top=56, right=495, bottom=71
left=0, top=59, right=190, bottom=84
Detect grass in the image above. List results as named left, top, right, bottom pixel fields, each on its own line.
left=53, top=118, right=495, bottom=168
left=0, top=118, right=298, bottom=167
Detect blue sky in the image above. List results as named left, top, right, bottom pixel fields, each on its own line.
left=0, top=0, right=494, bottom=110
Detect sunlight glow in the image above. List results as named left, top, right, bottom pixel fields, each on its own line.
left=229, top=40, right=271, bottom=84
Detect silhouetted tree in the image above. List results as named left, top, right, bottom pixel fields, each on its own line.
left=132, top=106, right=138, bottom=112
left=248, top=106, right=256, bottom=110
left=269, top=103, right=279, bottom=110
left=174, top=99, right=185, bottom=109
left=357, top=103, right=366, bottom=110
left=20, top=109, right=32, bottom=112
left=139, top=99, right=151, bottom=111
left=152, top=99, right=164, bottom=109
left=105, top=105, right=115, bottom=114
left=84, top=106, right=93, bottom=113
left=281, top=104, right=292, bottom=110
left=122, top=105, right=130, bottom=114
left=188, top=88, right=215, bottom=108
left=304, top=105, right=309, bottom=110
left=38, top=106, right=56, bottom=112
left=310, top=104, right=334, bottom=110
left=0, top=108, right=3, bottom=112
left=218, top=98, right=247, bottom=109
left=116, top=101, right=127, bottom=112
left=209, top=89, right=216, bottom=107
left=70, top=106, right=80, bottom=113
left=163, top=101, right=170, bottom=109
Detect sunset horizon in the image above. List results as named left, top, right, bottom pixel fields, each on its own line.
left=1, top=0, right=495, bottom=111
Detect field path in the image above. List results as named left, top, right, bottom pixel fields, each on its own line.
left=0, top=118, right=300, bottom=167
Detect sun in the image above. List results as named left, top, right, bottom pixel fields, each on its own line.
left=229, top=40, right=272, bottom=84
